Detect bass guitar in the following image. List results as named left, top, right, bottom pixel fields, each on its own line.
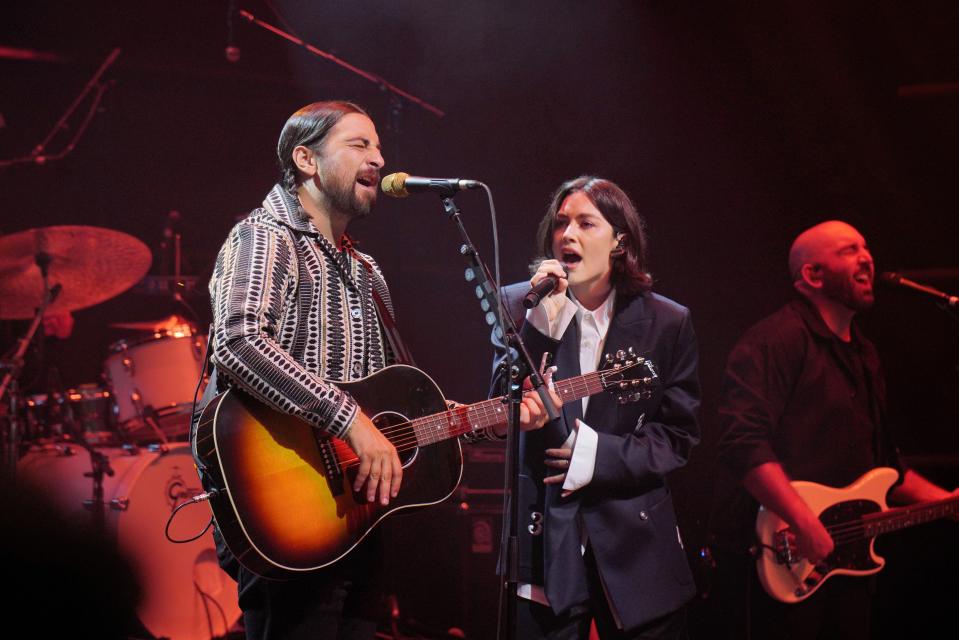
left=195, top=352, right=656, bottom=578
left=755, top=467, right=959, bottom=603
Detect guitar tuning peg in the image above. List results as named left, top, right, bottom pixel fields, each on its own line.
left=627, top=347, right=635, bottom=356
left=605, top=353, right=614, bottom=363
left=616, top=349, right=626, bottom=360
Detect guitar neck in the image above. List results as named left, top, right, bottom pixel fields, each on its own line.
left=412, top=370, right=608, bottom=446
left=840, top=495, right=959, bottom=539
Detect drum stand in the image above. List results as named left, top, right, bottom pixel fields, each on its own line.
left=134, top=399, right=170, bottom=444
left=1, top=254, right=62, bottom=474
left=81, top=444, right=116, bottom=534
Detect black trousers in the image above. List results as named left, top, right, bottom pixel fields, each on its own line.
left=215, top=528, right=384, bottom=640
left=515, top=547, right=688, bottom=640
left=708, top=550, right=873, bottom=640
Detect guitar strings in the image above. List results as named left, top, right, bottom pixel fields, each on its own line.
left=776, top=496, right=959, bottom=551
left=337, top=365, right=627, bottom=452
left=349, top=366, right=622, bottom=441
left=332, top=365, right=647, bottom=470
left=822, top=497, right=959, bottom=545
left=377, top=360, right=647, bottom=442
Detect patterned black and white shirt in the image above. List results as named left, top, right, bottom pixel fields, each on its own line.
left=209, top=184, right=396, bottom=438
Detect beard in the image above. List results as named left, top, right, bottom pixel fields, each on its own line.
left=319, top=165, right=376, bottom=220
left=821, top=267, right=874, bottom=311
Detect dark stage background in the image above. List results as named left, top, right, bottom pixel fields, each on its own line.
left=2, top=2, right=958, bottom=638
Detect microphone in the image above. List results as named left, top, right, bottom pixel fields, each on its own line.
left=380, top=172, right=480, bottom=198
left=880, top=272, right=958, bottom=307
left=523, top=268, right=569, bottom=309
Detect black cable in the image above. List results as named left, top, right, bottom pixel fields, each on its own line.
left=195, top=579, right=214, bottom=639
left=200, top=585, right=230, bottom=634
left=189, top=324, right=213, bottom=471
left=164, top=490, right=217, bottom=543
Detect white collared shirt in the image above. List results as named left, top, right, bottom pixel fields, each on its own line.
left=517, top=289, right=615, bottom=607
left=526, top=288, right=613, bottom=493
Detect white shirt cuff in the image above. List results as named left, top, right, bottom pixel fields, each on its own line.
left=562, top=419, right=597, bottom=492
left=516, top=583, right=550, bottom=606
left=525, top=295, right=575, bottom=340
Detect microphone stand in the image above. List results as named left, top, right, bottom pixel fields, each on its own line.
left=436, top=193, right=558, bottom=640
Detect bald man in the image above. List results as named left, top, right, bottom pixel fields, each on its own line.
left=707, top=221, right=956, bottom=639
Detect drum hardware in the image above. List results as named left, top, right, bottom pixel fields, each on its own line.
left=1, top=225, right=152, bottom=470
left=133, top=395, right=171, bottom=444
left=1, top=259, right=63, bottom=472
left=17, top=443, right=241, bottom=638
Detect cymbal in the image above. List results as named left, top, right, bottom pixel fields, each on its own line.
left=110, top=314, right=195, bottom=332
left=0, top=225, right=152, bottom=319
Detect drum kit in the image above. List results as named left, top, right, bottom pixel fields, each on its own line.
left=0, top=225, right=240, bottom=640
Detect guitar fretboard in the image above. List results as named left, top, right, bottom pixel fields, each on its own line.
left=858, top=495, right=959, bottom=538
left=412, top=369, right=612, bottom=446
left=823, top=495, right=959, bottom=544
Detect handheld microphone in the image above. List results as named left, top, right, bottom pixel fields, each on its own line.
left=523, top=267, right=569, bottom=309
left=380, top=172, right=480, bottom=198
left=880, top=271, right=958, bottom=307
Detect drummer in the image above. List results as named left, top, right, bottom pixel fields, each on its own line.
left=0, top=311, right=75, bottom=392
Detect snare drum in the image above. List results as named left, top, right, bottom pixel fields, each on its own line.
left=17, top=443, right=240, bottom=640
left=104, top=332, right=207, bottom=442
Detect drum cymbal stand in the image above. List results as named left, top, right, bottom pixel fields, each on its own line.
left=1, top=254, right=62, bottom=473
left=81, top=443, right=115, bottom=535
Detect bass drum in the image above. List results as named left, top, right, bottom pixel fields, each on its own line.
left=17, top=443, right=240, bottom=640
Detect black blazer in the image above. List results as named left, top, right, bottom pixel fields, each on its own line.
left=491, top=283, right=701, bottom=632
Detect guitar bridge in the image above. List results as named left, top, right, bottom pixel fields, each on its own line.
left=317, top=438, right=345, bottom=497
left=774, top=529, right=796, bottom=566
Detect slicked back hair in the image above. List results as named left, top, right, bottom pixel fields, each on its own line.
left=277, top=101, right=369, bottom=194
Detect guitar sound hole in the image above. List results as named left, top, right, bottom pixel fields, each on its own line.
left=372, top=411, right=418, bottom=467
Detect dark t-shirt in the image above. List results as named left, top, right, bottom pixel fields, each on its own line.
left=709, top=298, right=904, bottom=553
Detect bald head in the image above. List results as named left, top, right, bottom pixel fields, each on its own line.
left=788, top=220, right=865, bottom=283
left=787, top=219, right=875, bottom=314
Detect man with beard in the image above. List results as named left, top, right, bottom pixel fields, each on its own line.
left=195, top=101, right=403, bottom=639
left=708, top=220, right=956, bottom=639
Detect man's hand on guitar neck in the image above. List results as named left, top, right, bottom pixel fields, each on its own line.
left=343, top=412, right=403, bottom=506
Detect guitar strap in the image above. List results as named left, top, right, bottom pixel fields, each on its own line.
left=352, top=252, right=417, bottom=367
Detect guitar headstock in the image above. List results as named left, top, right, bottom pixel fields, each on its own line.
left=600, top=348, right=658, bottom=404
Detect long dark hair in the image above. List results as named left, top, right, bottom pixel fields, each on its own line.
left=276, top=100, right=369, bottom=194
left=534, top=176, right=653, bottom=296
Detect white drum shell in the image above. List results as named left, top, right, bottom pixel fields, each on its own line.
left=104, top=334, right=206, bottom=428
left=17, top=444, right=239, bottom=640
